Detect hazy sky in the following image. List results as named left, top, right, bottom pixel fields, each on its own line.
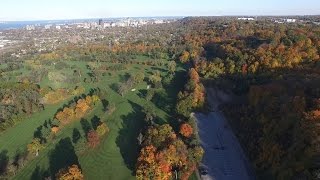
left=0, top=0, right=319, bottom=21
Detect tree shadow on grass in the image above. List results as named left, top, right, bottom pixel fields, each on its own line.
left=80, top=118, right=92, bottom=137
left=138, top=89, right=147, bottom=99
left=91, top=115, right=102, bottom=130
left=72, top=128, right=82, bottom=144
left=13, top=149, right=28, bottom=169
left=152, top=89, right=171, bottom=114
left=0, top=150, right=9, bottom=176
left=48, top=137, right=79, bottom=178
left=110, top=83, right=119, bottom=93
left=116, top=100, right=145, bottom=175
left=164, top=69, right=187, bottom=130
left=33, top=125, right=47, bottom=144
left=31, top=166, right=42, bottom=180
left=119, top=73, right=130, bottom=82
left=31, top=166, right=49, bottom=180
left=101, top=99, right=109, bottom=111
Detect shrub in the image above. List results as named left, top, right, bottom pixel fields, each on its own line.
left=96, top=123, right=109, bottom=137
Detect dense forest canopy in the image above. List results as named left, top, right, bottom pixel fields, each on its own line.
left=175, top=18, right=320, bottom=179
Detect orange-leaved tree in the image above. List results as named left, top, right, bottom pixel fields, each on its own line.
left=179, top=123, right=193, bottom=138
left=87, top=130, right=100, bottom=148
left=56, top=164, right=84, bottom=180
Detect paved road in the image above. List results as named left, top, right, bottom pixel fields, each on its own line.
left=194, top=88, right=254, bottom=180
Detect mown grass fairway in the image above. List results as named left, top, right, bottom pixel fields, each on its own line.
left=0, top=57, right=185, bottom=179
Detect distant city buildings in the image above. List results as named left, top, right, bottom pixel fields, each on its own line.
left=103, top=23, right=111, bottom=28
left=274, top=18, right=297, bottom=24
left=235, top=17, right=301, bottom=24
left=26, top=25, right=35, bottom=30
left=22, top=18, right=175, bottom=32
left=0, top=39, right=13, bottom=49
left=237, top=17, right=255, bottom=21
left=44, top=24, right=52, bottom=29
left=286, top=19, right=296, bottom=23
left=154, top=20, right=164, bottom=24
left=20, top=16, right=306, bottom=34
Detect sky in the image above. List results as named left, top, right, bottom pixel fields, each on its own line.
left=0, top=0, right=319, bottom=21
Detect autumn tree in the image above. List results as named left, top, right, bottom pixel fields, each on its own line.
left=55, top=107, right=75, bottom=124
left=27, top=138, right=44, bottom=156
left=179, top=51, right=190, bottom=63
left=179, top=123, right=193, bottom=138
left=56, top=165, right=84, bottom=180
left=51, top=126, right=59, bottom=134
left=55, top=95, right=97, bottom=125
left=189, top=68, right=200, bottom=83
left=142, top=105, right=157, bottom=125
left=176, top=68, right=205, bottom=117
left=96, top=123, right=109, bottom=137
left=87, top=130, right=100, bottom=148
left=136, top=145, right=170, bottom=180
left=91, top=95, right=100, bottom=105
left=136, top=123, right=202, bottom=180
left=134, top=72, right=145, bottom=84
left=167, top=61, right=176, bottom=74
left=145, top=88, right=155, bottom=101
left=75, top=99, right=90, bottom=118
left=188, top=146, right=204, bottom=163
left=143, top=124, right=177, bottom=148
left=149, top=71, right=162, bottom=87
left=176, top=95, right=194, bottom=117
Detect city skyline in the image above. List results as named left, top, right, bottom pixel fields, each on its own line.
left=1, top=0, right=320, bottom=21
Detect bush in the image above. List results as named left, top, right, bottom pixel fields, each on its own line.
left=145, top=89, right=155, bottom=101
left=96, top=123, right=109, bottom=137
left=162, top=73, right=174, bottom=87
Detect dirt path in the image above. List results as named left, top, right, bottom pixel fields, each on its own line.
left=193, top=88, right=254, bottom=180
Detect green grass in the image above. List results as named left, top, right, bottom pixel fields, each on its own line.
left=0, top=57, right=183, bottom=179
left=0, top=99, right=76, bottom=159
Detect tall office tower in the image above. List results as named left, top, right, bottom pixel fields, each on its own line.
left=98, top=19, right=103, bottom=26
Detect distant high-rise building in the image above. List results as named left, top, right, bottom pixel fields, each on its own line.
left=286, top=19, right=296, bottom=23
left=44, top=24, right=52, bottom=29
left=26, top=25, right=35, bottom=31
left=98, top=19, right=103, bottom=26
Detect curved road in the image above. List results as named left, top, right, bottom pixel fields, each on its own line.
left=194, top=88, right=254, bottom=180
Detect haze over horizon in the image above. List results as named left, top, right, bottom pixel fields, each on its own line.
left=0, top=0, right=320, bottom=21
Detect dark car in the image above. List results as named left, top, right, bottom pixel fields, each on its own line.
left=199, top=166, right=209, bottom=175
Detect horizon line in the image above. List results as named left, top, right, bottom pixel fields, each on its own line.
left=1, top=14, right=320, bottom=22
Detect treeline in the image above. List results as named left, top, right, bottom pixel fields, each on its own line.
left=55, top=95, right=100, bottom=125
left=135, top=67, right=205, bottom=179
left=176, top=18, right=320, bottom=83
left=0, top=82, right=43, bottom=132
left=174, top=18, right=320, bottom=179
left=176, top=68, right=205, bottom=118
